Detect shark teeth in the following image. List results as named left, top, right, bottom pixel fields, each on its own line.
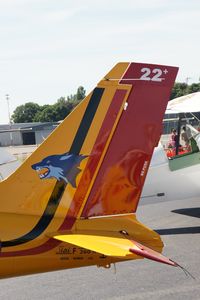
left=39, top=171, right=49, bottom=178
left=36, top=167, right=49, bottom=179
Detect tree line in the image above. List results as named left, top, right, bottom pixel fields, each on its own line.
left=170, top=82, right=200, bottom=99
left=11, top=82, right=200, bottom=123
left=11, top=86, right=86, bottom=123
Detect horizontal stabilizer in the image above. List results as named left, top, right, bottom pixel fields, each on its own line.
left=53, top=231, right=177, bottom=266
left=54, top=231, right=135, bottom=257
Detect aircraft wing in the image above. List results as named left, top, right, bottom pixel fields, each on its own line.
left=166, top=91, right=200, bottom=113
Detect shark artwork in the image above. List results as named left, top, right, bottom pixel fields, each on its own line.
left=31, top=153, right=87, bottom=187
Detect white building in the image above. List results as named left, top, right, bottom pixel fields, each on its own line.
left=0, top=122, right=59, bottom=146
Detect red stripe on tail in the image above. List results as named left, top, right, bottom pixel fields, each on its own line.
left=81, top=63, right=178, bottom=217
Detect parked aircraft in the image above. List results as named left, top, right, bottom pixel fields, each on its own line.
left=142, top=92, right=200, bottom=202
left=0, top=62, right=178, bottom=278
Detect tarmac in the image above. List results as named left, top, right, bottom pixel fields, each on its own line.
left=0, top=194, right=199, bottom=300
left=5, top=145, right=37, bottom=161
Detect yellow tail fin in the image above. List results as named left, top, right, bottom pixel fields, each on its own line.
left=0, top=62, right=178, bottom=252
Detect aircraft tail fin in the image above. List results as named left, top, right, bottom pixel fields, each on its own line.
left=0, top=62, right=178, bottom=267
left=78, top=62, right=178, bottom=218
left=0, top=62, right=178, bottom=221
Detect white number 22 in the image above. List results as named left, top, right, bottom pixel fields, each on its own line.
left=140, top=68, right=163, bottom=82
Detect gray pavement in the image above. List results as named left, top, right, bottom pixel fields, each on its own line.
left=5, top=145, right=37, bottom=161
left=0, top=196, right=199, bottom=300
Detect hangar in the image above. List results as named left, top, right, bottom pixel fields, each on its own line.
left=0, top=122, right=59, bottom=146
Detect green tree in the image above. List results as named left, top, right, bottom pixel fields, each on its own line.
left=170, top=82, right=188, bottom=99
left=11, top=86, right=87, bottom=123
left=76, top=86, right=86, bottom=101
left=11, top=102, right=41, bottom=123
left=33, top=104, right=51, bottom=122
left=188, top=83, right=200, bottom=94
left=34, top=105, right=57, bottom=122
left=54, top=97, right=74, bottom=121
left=67, top=86, right=86, bottom=103
left=170, top=82, right=200, bottom=100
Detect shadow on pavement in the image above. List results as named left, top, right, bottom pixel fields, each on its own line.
left=155, top=226, right=200, bottom=235
left=171, top=207, right=200, bottom=218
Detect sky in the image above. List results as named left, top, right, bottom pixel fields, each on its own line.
left=0, top=0, right=200, bottom=124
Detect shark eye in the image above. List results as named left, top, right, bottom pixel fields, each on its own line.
left=46, top=160, right=51, bottom=164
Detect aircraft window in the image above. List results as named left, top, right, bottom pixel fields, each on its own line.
left=165, top=124, right=200, bottom=159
